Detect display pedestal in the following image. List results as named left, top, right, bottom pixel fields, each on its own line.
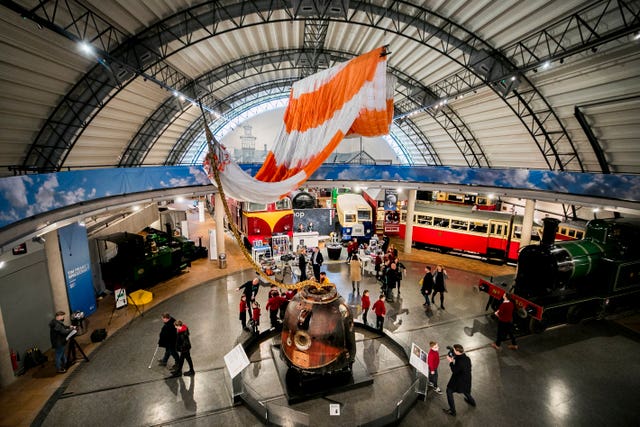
left=271, top=344, right=373, bottom=404
left=326, top=244, right=343, bottom=260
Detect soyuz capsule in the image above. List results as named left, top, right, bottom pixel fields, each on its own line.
left=281, top=285, right=356, bottom=375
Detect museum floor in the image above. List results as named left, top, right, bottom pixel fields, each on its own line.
left=1, top=216, right=639, bottom=427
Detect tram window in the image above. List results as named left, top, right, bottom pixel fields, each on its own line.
left=568, top=229, right=576, bottom=238
left=447, top=194, right=465, bottom=203
left=434, top=216, right=449, bottom=228
left=345, top=213, right=356, bottom=223
left=490, top=223, right=505, bottom=236
left=477, top=197, right=487, bottom=206
left=513, top=225, right=522, bottom=239
left=576, top=230, right=584, bottom=239
left=451, top=219, right=469, bottom=230
left=275, top=198, right=291, bottom=210
left=357, top=209, right=371, bottom=221
left=400, top=212, right=407, bottom=222
left=416, top=214, right=432, bottom=225
left=245, top=202, right=267, bottom=212
left=470, top=222, right=488, bottom=233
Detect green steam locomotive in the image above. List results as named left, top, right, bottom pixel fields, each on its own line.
left=478, top=217, right=640, bottom=332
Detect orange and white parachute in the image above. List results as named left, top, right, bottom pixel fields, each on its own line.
left=203, top=46, right=394, bottom=203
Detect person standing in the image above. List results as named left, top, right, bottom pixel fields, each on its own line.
left=381, top=234, right=390, bottom=254
left=297, top=248, right=308, bottom=282
left=266, top=292, right=283, bottom=328
left=239, top=295, right=249, bottom=331
left=432, top=264, right=448, bottom=310
left=251, top=301, right=261, bottom=335
left=421, top=266, right=434, bottom=307
left=311, top=246, right=324, bottom=282
left=384, top=262, right=400, bottom=301
left=49, top=311, right=74, bottom=374
left=350, top=254, right=362, bottom=293
left=443, top=344, right=476, bottom=417
left=361, top=289, right=371, bottom=326
left=158, top=312, right=179, bottom=367
left=237, top=277, right=260, bottom=316
left=491, top=293, right=518, bottom=350
left=372, top=294, right=386, bottom=331
left=171, top=320, right=194, bottom=377
left=427, top=341, right=442, bottom=394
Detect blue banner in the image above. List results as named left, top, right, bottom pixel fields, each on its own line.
left=58, top=222, right=96, bottom=316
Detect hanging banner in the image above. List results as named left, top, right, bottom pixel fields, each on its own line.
left=58, top=222, right=96, bottom=316
left=384, top=189, right=398, bottom=211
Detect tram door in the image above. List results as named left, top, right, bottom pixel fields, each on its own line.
left=487, top=220, right=508, bottom=256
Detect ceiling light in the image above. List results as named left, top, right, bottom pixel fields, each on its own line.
left=634, top=32, right=640, bottom=40
left=542, top=61, right=551, bottom=70
left=79, top=41, right=94, bottom=56
left=0, top=261, right=5, bottom=269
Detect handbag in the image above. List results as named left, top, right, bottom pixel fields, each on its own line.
left=418, top=277, right=424, bottom=286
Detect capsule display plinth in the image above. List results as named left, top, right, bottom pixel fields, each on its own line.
left=270, top=343, right=373, bottom=405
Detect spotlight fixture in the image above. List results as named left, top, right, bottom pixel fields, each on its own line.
left=32, top=236, right=46, bottom=244
left=541, top=61, right=551, bottom=70
left=79, top=41, right=94, bottom=56
left=591, top=47, right=598, bottom=53
left=635, top=32, right=640, bottom=40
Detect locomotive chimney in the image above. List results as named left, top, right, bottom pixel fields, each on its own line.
left=541, top=217, right=560, bottom=246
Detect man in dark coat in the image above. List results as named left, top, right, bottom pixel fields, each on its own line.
left=49, top=310, right=73, bottom=373
left=158, top=312, right=178, bottom=367
left=443, top=344, right=476, bottom=416
left=421, top=265, right=434, bottom=307
left=297, top=248, right=307, bottom=282
left=237, top=277, right=260, bottom=306
left=311, top=246, right=324, bottom=282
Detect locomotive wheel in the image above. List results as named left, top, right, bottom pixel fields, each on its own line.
left=516, top=307, right=528, bottom=319
left=566, top=305, right=584, bottom=324
left=529, top=318, right=547, bottom=334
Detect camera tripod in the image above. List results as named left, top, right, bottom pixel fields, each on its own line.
left=66, top=336, right=89, bottom=367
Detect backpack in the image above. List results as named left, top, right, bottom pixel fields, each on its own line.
left=91, top=328, right=108, bottom=342
left=23, top=346, right=47, bottom=370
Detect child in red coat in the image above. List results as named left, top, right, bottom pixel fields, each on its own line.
left=372, top=294, right=386, bottom=331
left=266, top=293, right=283, bottom=328
left=361, top=290, right=371, bottom=326
left=428, top=341, right=442, bottom=394
left=239, top=294, right=248, bottom=331
left=251, top=301, right=261, bottom=334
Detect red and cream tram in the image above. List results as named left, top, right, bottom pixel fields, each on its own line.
left=399, top=201, right=541, bottom=262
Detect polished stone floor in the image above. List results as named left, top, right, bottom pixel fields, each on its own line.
left=30, top=248, right=640, bottom=427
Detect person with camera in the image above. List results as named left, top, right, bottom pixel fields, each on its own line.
left=49, top=310, right=75, bottom=373
left=443, top=344, right=476, bottom=417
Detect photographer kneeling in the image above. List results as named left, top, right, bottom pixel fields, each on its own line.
left=443, top=344, right=476, bottom=417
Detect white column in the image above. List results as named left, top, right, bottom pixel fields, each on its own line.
left=520, top=199, right=536, bottom=247
left=0, top=305, right=13, bottom=387
left=403, top=189, right=417, bottom=254
left=214, top=193, right=226, bottom=257
left=45, top=230, right=71, bottom=316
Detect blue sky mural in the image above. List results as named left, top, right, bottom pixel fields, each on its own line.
left=0, top=166, right=210, bottom=229
left=1, top=164, right=638, bottom=230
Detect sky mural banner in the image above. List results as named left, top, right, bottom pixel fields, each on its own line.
left=0, top=164, right=638, bottom=231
